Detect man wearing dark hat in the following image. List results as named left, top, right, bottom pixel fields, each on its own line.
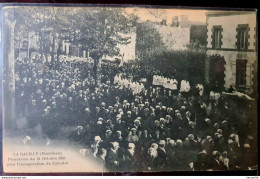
left=194, top=150, right=210, bottom=171
left=157, top=140, right=167, bottom=170
left=105, top=142, right=120, bottom=171
left=121, top=143, right=136, bottom=171
left=209, top=151, right=225, bottom=171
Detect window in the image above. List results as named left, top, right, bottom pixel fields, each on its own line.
left=212, top=26, right=222, bottom=49
left=22, top=41, right=28, bottom=49
left=236, top=59, right=247, bottom=88
left=237, top=25, right=249, bottom=50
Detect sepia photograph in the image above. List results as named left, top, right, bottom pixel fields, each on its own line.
left=1, top=5, right=258, bottom=174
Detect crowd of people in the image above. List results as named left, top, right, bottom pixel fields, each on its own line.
left=14, top=55, right=257, bottom=172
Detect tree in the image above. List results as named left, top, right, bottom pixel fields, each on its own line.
left=11, top=6, right=137, bottom=82
left=13, top=7, right=75, bottom=67
left=70, top=7, right=137, bottom=85
left=135, top=22, right=165, bottom=62
left=2, top=7, right=17, bottom=130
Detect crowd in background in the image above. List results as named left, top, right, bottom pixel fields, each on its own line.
left=14, top=56, right=257, bottom=172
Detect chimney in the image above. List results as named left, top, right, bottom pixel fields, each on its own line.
left=161, top=19, right=167, bottom=26
left=171, top=16, right=179, bottom=27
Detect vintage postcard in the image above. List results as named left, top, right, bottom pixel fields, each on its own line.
left=1, top=5, right=258, bottom=173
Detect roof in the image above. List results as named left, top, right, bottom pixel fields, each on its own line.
left=206, top=11, right=256, bottom=17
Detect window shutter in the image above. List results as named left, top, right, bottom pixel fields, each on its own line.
left=231, top=62, right=236, bottom=86
left=246, top=63, right=251, bottom=88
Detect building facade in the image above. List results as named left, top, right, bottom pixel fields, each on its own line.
left=205, top=11, right=257, bottom=94
left=135, top=20, right=191, bottom=60
left=153, top=23, right=190, bottom=51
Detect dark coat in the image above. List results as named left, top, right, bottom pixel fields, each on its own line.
left=105, top=149, right=120, bottom=171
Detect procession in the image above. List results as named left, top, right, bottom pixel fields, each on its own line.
left=2, top=6, right=257, bottom=174
left=13, top=54, right=257, bottom=172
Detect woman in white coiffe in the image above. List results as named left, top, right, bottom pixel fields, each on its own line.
left=180, top=80, right=190, bottom=92
left=196, top=84, right=204, bottom=96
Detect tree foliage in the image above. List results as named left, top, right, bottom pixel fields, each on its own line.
left=135, top=22, right=165, bottom=61
left=69, top=7, right=137, bottom=60
left=11, top=6, right=137, bottom=66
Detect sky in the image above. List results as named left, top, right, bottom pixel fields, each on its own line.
left=126, top=7, right=209, bottom=24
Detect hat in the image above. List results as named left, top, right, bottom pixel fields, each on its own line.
left=212, top=151, right=221, bottom=157
left=128, top=143, right=135, bottom=149
left=165, top=115, right=171, bottom=118
left=217, top=129, right=223, bottom=134
left=228, top=139, right=234, bottom=144
left=97, top=121, right=103, bottom=125
left=79, top=148, right=87, bottom=155
left=229, top=134, right=236, bottom=139
left=189, top=121, right=194, bottom=125
left=244, top=143, right=250, bottom=149
left=188, top=134, right=194, bottom=138
left=206, top=135, right=212, bottom=140
left=167, top=107, right=173, bottom=111
left=159, top=140, right=166, bottom=145
left=200, top=150, right=207, bottom=155
left=134, top=119, right=140, bottom=124
left=168, top=139, right=175, bottom=145
left=213, top=123, right=219, bottom=128
left=176, top=139, right=183, bottom=144
left=136, top=117, right=142, bottom=120
left=186, top=111, right=191, bottom=115
left=77, top=126, right=83, bottom=130
left=111, top=142, right=119, bottom=148
left=175, top=110, right=180, bottom=114
left=154, top=120, right=160, bottom=124
left=106, top=129, right=112, bottom=133
left=94, top=136, right=102, bottom=141
left=25, top=136, right=31, bottom=140
left=222, top=120, right=228, bottom=124
left=151, top=143, right=158, bottom=149
left=222, top=151, right=228, bottom=156
left=205, top=118, right=211, bottom=123
left=131, top=128, right=137, bottom=131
